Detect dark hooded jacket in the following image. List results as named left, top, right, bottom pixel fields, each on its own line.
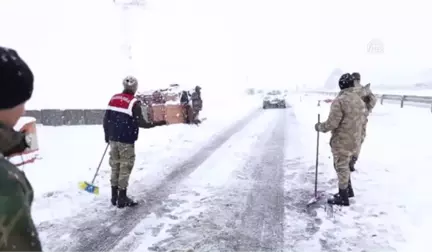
left=103, top=90, right=154, bottom=144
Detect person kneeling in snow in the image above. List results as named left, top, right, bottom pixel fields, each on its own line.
left=103, top=76, right=155, bottom=208
left=0, top=46, right=43, bottom=251
left=314, top=73, right=366, bottom=206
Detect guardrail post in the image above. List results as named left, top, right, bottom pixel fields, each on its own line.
left=380, top=95, right=385, bottom=105
left=400, top=96, right=406, bottom=108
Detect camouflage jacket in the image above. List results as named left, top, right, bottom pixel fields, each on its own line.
left=317, top=87, right=367, bottom=156
left=352, top=83, right=377, bottom=116
left=0, top=123, right=42, bottom=251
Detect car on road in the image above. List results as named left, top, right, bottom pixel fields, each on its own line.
left=262, top=90, right=286, bottom=109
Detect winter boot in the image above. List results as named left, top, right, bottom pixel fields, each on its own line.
left=117, top=188, right=138, bottom=208
left=334, top=180, right=354, bottom=198
left=347, top=179, right=354, bottom=198
left=328, top=188, right=350, bottom=206
left=349, top=156, right=357, bottom=172
left=111, top=186, right=118, bottom=206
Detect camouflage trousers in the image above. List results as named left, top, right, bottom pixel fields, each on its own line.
left=184, top=105, right=200, bottom=124
left=109, top=141, right=135, bottom=189
left=192, top=109, right=200, bottom=120
left=353, top=122, right=368, bottom=158
left=332, top=153, right=351, bottom=189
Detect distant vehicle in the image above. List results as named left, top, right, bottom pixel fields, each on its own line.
left=262, top=90, right=286, bottom=109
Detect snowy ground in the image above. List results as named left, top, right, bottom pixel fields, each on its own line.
left=289, top=93, right=432, bottom=252
left=23, top=94, right=259, bottom=248
left=25, top=93, right=432, bottom=252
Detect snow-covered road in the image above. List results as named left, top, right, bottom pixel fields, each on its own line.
left=67, top=109, right=264, bottom=252
left=133, top=109, right=288, bottom=252
left=25, top=94, right=432, bottom=252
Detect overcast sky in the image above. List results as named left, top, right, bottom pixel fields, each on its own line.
left=132, top=0, right=321, bottom=89
left=0, top=0, right=431, bottom=107
left=320, top=0, right=432, bottom=87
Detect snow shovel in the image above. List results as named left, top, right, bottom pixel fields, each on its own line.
left=306, top=113, right=324, bottom=207
left=78, top=143, right=109, bottom=195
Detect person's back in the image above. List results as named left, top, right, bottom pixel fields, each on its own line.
left=103, top=76, right=155, bottom=208
left=330, top=88, right=367, bottom=156
left=0, top=46, right=42, bottom=251
left=104, top=91, right=140, bottom=144
left=180, top=91, right=189, bottom=105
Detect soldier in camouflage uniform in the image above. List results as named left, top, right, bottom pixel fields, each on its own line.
left=180, top=91, right=192, bottom=124
left=0, top=46, right=42, bottom=251
left=315, top=73, right=367, bottom=206
left=349, top=72, right=377, bottom=171
left=190, top=86, right=203, bottom=124
left=103, top=76, right=155, bottom=208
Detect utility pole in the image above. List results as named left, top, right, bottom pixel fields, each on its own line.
left=113, top=0, right=145, bottom=75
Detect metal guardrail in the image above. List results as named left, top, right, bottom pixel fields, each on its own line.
left=308, top=91, right=432, bottom=111
left=27, top=92, right=432, bottom=126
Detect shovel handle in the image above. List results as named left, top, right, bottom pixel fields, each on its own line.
left=90, top=143, right=110, bottom=184
left=314, top=114, right=320, bottom=197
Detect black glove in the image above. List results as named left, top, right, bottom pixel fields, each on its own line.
left=142, top=122, right=155, bottom=129
left=105, top=135, right=109, bottom=143
left=362, top=96, right=371, bottom=104
left=4, top=132, right=28, bottom=157
left=314, top=122, right=321, bottom=132
left=349, top=156, right=357, bottom=172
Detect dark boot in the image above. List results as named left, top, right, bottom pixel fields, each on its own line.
left=111, top=186, right=118, bottom=206
left=349, top=156, right=358, bottom=172
left=334, top=180, right=354, bottom=198
left=347, top=179, right=354, bottom=198
left=328, top=188, right=350, bottom=206
left=117, top=188, right=138, bottom=208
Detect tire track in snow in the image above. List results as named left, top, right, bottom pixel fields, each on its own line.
left=112, top=109, right=285, bottom=252
left=56, top=109, right=262, bottom=252
left=143, top=109, right=287, bottom=252
left=234, top=109, right=286, bottom=251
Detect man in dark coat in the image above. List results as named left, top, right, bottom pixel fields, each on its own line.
left=103, top=76, right=154, bottom=208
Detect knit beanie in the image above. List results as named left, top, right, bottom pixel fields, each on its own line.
left=338, top=73, right=355, bottom=90
left=0, top=46, right=34, bottom=110
left=122, top=76, right=138, bottom=92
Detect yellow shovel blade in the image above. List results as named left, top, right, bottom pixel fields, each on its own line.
left=78, top=181, right=99, bottom=195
